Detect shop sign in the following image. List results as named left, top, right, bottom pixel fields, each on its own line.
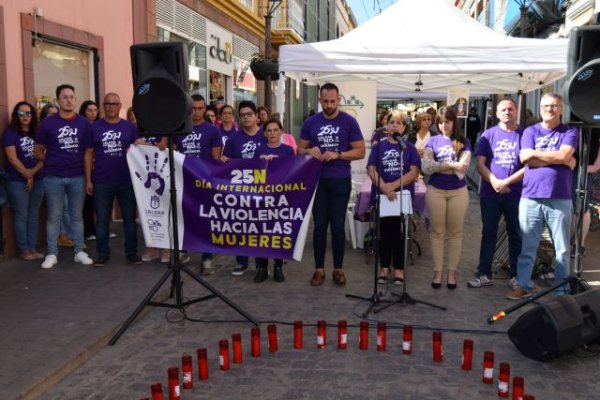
left=207, top=21, right=233, bottom=76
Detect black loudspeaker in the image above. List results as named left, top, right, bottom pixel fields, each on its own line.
left=508, top=289, right=600, bottom=362
left=130, top=42, right=191, bottom=135
left=563, top=26, right=600, bottom=126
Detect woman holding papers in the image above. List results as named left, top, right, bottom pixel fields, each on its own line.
left=421, top=106, right=471, bottom=290
left=367, top=110, right=421, bottom=285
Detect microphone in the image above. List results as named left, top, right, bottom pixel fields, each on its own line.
left=391, top=132, right=407, bottom=150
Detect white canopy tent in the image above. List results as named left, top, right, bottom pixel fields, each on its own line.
left=279, top=0, right=569, bottom=97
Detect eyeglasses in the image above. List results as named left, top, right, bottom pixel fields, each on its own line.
left=103, top=102, right=121, bottom=107
left=541, top=104, right=562, bottom=110
left=17, top=110, right=32, bottom=117
left=239, top=111, right=255, bottom=118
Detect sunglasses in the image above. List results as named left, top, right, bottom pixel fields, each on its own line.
left=17, top=110, right=33, bottom=117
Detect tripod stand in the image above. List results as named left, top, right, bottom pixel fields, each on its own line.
left=109, top=139, right=258, bottom=345
left=375, top=205, right=446, bottom=313
left=346, top=134, right=391, bottom=317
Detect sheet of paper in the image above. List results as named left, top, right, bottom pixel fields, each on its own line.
left=378, top=190, right=412, bottom=217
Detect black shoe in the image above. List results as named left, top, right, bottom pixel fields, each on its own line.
left=273, top=266, right=285, bottom=282
left=126, top=254, right=143, bottom=265
left=431, top=273, right=442, bottom=289
left=94, top=255, right=109, bottom=267
left=254, top=267, right=268, bottom=283
left=447, top=273, right=457, bottom=290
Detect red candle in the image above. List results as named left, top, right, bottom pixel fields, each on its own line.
left=402, top=325, right=413, bottom=355
left=462, top=339, right=473, bottom=371
left=232, top=333, right=243, bottom=363
left=181, top=355, right=193, bottom=389
left=197, top=348, right=208, bottom=380
left=337, top=320, right=348, bottom=349
left=498, top=362, right=510, bottom=397
left=268, top=324, right=278, bottom=352
left=294, top=321, right=303, bottom=349
left=151, top=383, right=164, bottom=400
left=482, top=351, right=494, bottom=384
left=219, top=339, right=230, bottom=371
left=317, top=320, right=327, bottom=349
left=251, top=326, right=261, bottom=357
left=377, top=322, right=387, bottom=352
left=359, top=321, right=369, bottom=350
left=167, top=367, right=180, bottom=400
left=432, top=331, right=443, bottom=362
left=512, top=376, right=524, bottom=400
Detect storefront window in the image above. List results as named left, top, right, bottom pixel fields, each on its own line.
left=32, top=39, right=95, bottom=112
left=232, top=58, right=257, bottom=111
left=157, top=27, right=207, bottom=98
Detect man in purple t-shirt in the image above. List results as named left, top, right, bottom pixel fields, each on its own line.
left=222, top=100, right=268, bottom=276
left=468, top=99, right=524, bottom=289
left=298, top=82, right=366, bottom=286
left=84, top=92, right=143, bottom=267
left=175, top=94, right=222, bottom=275
left=506, top=93, right=578, bottom=300
left=35, top=84, right=94, bottom=269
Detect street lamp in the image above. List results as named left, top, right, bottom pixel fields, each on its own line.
left=264, top=0, right=282, bottom=111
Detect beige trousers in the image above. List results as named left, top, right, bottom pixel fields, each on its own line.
left=425, top=185, right=469, bottom=272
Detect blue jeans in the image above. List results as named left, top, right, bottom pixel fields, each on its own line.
left=94, top=182, right=138, bottom=258
left=44, top=175, right=86, bottom=255
left=477, top=196, right=521, bottom=278
left=516, top=198, right=572, bottom=296
left=312, top=177, right=351, bottom=269
left=60, top=195, right=72, bottom=237
left=6, top=180, right=44, bottom=253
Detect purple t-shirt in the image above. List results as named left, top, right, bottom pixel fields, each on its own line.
left=476, top=125, right=524, bottom=200
left=174, top=122, right=222, bottom=160
left=220, top=125, right=238, bottom=146
left=367, top=139, right=421, bottom=202
left=36, top=114, right=92, bottom=177
left=223, top=128, right=266, bottom=159
left=426, top=134, right=472, bottom=190
left=300, top=111, right=364, bottom=179
left=89, top=119, right=138, bottom=185
left=521, top=123, right=578, bottom=199
left=255, top=143, right=294, bottom=158
left=2, top=129, right=43, bottom=182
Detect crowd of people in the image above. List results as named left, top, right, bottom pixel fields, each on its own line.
left=1, top=83, right=589, bottom=299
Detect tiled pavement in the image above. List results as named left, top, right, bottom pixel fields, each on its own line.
left=2, top=188, right=600, bottom=399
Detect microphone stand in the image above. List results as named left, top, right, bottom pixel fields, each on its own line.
left=346, top=129, right=391, bottom=317
left=375, top=133, right=446, bottom=313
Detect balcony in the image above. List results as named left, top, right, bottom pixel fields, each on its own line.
left=271, top=0, right=304, bottom=46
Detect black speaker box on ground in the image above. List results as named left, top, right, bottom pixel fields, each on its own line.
left=508, top=289, right=600, bottom=361
left=130, top=42, right=191, bottom=136
left=564, top=26, right=600, bottom=126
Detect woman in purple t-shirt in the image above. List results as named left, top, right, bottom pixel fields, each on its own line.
left=367, top=110, right=421, bottom=285
left=253, top=118, right=295, bottom=283
left=422, top=106, right=471, bottom=290
left=2, top=101, right=45, bottom=260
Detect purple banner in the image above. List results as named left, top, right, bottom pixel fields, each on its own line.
left=181, top=156, right=321, bottom=260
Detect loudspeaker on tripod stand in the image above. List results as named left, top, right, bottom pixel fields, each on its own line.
left=563, top=26, right=600, bottom=126
left=508, top=289, right=600, bottom=362
left=130, top=42, right=191, bottom=135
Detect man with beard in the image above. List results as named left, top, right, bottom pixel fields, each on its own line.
left=298, top=83, right=365, bottom=286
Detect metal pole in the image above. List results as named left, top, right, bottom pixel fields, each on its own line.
left=264, top=12, right=273, bottom=111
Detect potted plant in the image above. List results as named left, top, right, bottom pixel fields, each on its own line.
left=250, top=53, right=280, bottom=81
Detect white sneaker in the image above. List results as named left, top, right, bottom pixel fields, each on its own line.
left=41, top=255, right=58, bottom=269
left=74, top=251, right=93, bottom=265
left=508, top=277, right=519, bottom=291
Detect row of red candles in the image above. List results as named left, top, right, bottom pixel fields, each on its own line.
left=141, top=321, right=535, bottom=400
